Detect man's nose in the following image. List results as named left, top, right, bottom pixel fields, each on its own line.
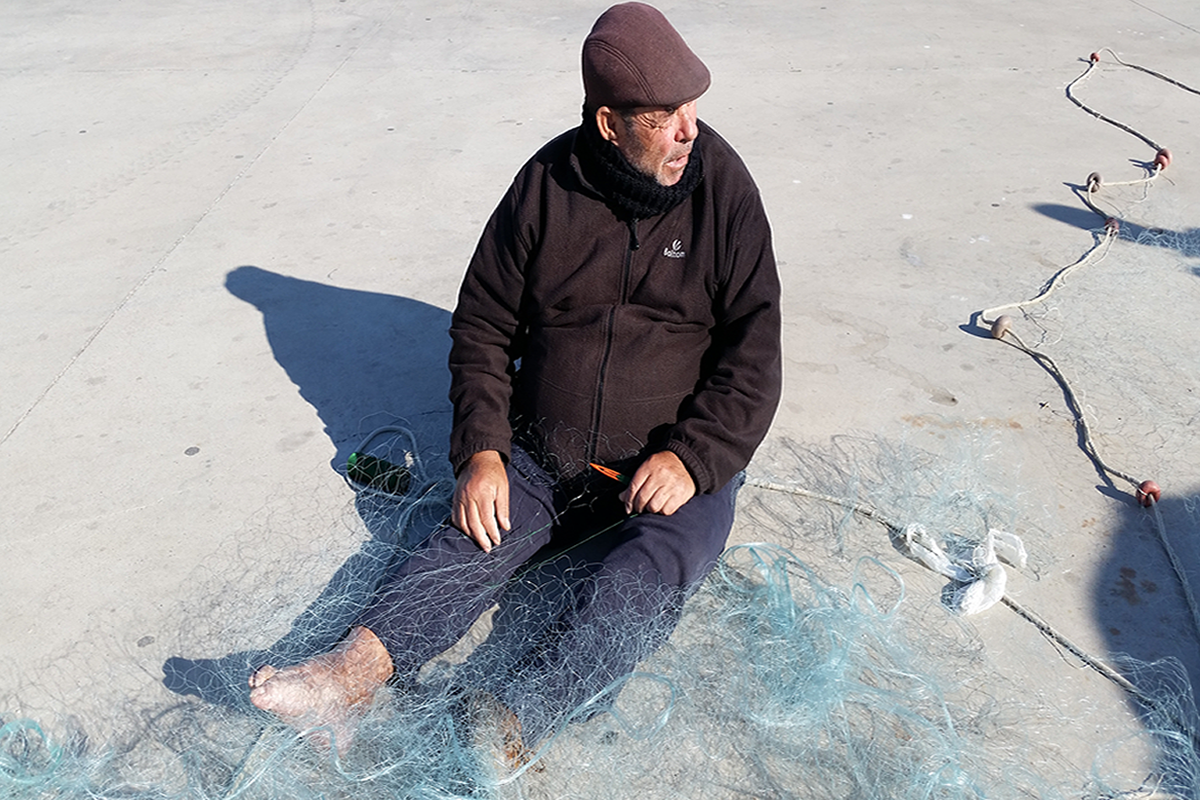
left=676, top=102, right=698, bottom=142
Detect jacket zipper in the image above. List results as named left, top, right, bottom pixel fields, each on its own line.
left=587, top=219, right=639, bottom=462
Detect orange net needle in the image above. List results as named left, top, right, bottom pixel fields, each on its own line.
left=589, top=463, right=630, bottom=484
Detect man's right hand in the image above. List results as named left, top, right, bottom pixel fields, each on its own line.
left=451, top=450, right=510, bottom=553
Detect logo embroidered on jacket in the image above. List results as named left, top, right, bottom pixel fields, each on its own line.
left=663, top=239, right=686, bottom=258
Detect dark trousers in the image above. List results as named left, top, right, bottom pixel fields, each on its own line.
left=356, top=446, right=741, bottom=744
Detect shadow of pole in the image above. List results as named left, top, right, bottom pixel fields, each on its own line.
left=1032, top=200, right=1200, bottom=262
left=1094, top=488, right=1200, bottom=791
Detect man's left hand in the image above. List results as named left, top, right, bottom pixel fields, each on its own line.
left=620, top=451, right=696, bottom=516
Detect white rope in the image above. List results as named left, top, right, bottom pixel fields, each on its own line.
left=980, top=227, right=1116, bottom=323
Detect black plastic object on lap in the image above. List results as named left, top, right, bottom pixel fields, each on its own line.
left=347, top=451, right=412, bottom=495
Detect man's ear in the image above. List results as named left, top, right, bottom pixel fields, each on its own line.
left=595, top=106, right=620, bottom=144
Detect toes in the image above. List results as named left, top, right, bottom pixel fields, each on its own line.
left=249, top=673, right=289, bottom=712
left=249, top=683, right=275, bottom=711
left=249, top=664, right=278, bottom=688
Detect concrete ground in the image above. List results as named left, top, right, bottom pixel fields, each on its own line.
left=3, top=0, right=1199, bottom=795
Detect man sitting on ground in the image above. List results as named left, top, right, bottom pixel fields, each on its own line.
left=247, top=1, right=782, bottom=759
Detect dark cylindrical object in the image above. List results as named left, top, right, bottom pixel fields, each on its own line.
left=347, top=452, right=411, bottom=495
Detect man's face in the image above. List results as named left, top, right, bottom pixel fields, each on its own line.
left=612, top=101, right=699, bottom=187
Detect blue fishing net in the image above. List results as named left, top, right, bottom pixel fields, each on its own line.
left=2, top=430, right=1195, bottom=799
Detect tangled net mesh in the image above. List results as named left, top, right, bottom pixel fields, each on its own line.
left=2, top=423, right=1197, bottom=800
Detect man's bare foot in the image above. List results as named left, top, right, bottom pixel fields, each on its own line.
left=249, top=626, right=394, bottom=756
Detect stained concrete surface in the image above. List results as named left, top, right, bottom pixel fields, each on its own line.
left=2, top=0, right=1199, bottom=794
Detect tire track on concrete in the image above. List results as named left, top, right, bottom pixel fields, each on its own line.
left=2, top=0, right=400, bottom=448
left=1124, top=0, right=1200, bottom=36
left=0, top=0, right=315, bottom=254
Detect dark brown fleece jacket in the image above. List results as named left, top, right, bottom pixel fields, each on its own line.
left=448, top=121, right=781, bottom=494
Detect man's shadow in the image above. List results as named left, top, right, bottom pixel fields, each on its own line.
left=222, top=265, right=454, bottom=465
left=163, top=266, right=457, bottom=708
left=162, top=267, right=641, bottom=715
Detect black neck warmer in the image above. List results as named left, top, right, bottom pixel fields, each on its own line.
left=577, top=110, right=703, bottom=221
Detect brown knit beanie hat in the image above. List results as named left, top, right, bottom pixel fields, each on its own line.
left=582, top=3, right=711, bottom=110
